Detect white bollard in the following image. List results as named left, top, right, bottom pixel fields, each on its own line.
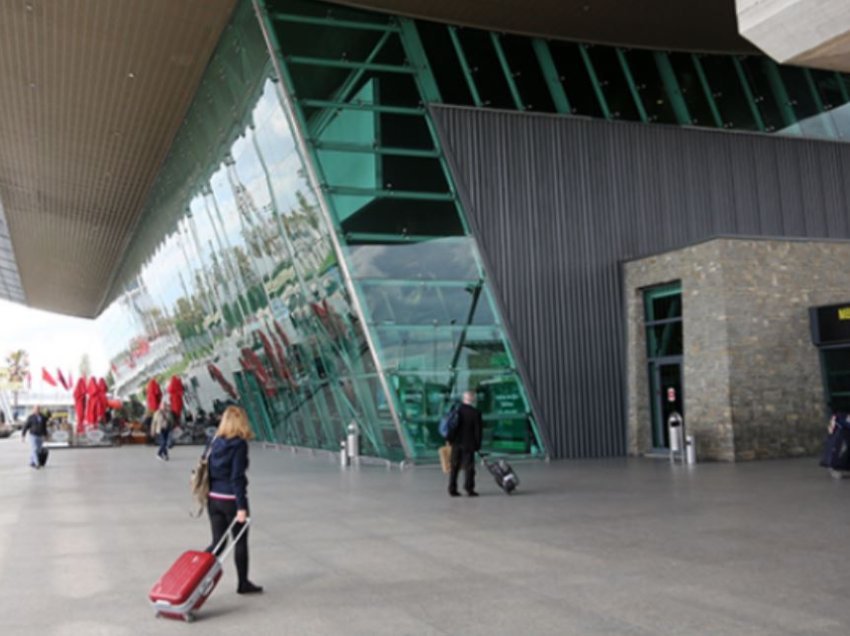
left=685, top=435, right=696, bottom=465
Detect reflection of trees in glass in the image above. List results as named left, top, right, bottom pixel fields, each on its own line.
left=142, top=307, right=171, bottom=338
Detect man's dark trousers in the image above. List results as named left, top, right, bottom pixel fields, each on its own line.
left=449, top=444, right=475, bottom=494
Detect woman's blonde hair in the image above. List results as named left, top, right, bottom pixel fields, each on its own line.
left=216, top=406, right=255, bottom=440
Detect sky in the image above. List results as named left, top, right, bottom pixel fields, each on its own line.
left=0, top=298, right=108, bottom=391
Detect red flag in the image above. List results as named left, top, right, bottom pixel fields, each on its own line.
left=42, top=368, right=57, bottom=387
left=56, top=369, right=68, bottom=390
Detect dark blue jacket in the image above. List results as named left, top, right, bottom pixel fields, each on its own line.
left=208, top=437, right=249, bottom=510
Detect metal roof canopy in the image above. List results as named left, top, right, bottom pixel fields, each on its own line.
left=0, top=0, right=237, bottom=318
left=0, top=0, right=757, bottom=319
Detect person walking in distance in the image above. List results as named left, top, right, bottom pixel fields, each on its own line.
left=21, top=405, right=47, bottom=469
left=207, top=406, right=262, bottom=594
left=151, top=402, right=173, bottom=461
left=447, top=390, right=484, bottom=497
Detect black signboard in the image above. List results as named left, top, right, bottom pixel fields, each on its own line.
left=810, top=302, right=850, bottom=345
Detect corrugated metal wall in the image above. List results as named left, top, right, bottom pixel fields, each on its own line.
left=432, top=105, right=850, bottom=459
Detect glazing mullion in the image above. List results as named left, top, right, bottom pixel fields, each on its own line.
left=835, top=72, right=850, bottom=103
left=310, top=141, right=439, bottom=158
left=531, top=39, right=571, bottom=114
left=253, top=0, right=413, bottom=459
left=732, top=57, right=766, bottom=131
left=357, top=278, right=479, bottom=288
left=398, top=20, right=442, bottom=103
left=324, top=186, right=453, bottom=201
left=270, top=12, right=399, bottom=32
left=578, top=44, right=612, bottom=120
left=300, top=99, right=425, bottom=115
left=345, top=232, right=452, bottom=243
left=397, top=18, right=475, bottom=239
left=338, top=29, right=392, bottom=100
left=762, top=59, right=796, bottom=128
left=285, top=55, right=414, bottom=74
left=615, top=49, right=649, bottom=123
left=654, top=52, right=692, bottom=125
left=490, top=32, right=525, bottom=111
left=691, top=54, right=724, bottom=128
left=803, top=68, right=839, bottom=138
left=448, top=26, right=482, bottom=107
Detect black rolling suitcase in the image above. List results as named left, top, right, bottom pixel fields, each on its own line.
left=481, top=454, right=518, bottom=494
left=38, top=447, right=49, bottom=467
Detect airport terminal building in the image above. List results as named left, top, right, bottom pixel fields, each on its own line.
left=4, top=0, right=850, bottom=462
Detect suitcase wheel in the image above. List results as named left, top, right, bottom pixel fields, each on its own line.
left=185, top=612, right=195, bottom=623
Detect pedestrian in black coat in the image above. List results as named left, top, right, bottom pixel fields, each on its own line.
left=447, top=390, right=483, bottom=497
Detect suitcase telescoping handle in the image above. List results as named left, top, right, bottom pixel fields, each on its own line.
left=212, top=516, right=251, bottom=563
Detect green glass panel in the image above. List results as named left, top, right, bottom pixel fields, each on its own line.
left=453, top=27, right=517, bottom=109
left=620, top=49, right=677, bottom=124
left=646, top=322, right=683, bottom=358
left=779, top=66, right=821, bottom=121
left=373, top=325, right=511, bottom=372
left=360, top=282, right=496, bottom=326
left=547, top=41, right=605, bottom=117
left=259, top=0, right=547, bottom=460
left=331, top=195, right=463, bottom=236
left=698, top=55, right=761, bottom=131
left=737, top=57, right=787, bottom=132
left=822, top=348, right=850, bottom=412
left=585, top=45, right=642, bottom=121
left=667, top=53, right=717, bottom=127
left=499, top=34, right=556, bottom=112
left=347, top=236, right=479, bottom=280
left=416, top=21, right=478, bottom=105
left=391, top=369, right=543, bottom=457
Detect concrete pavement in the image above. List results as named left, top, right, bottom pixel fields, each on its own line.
left=0, top=436, right=848, bottom=635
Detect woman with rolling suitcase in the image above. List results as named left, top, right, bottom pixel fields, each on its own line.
left=206, top=406, right=263, bottom=594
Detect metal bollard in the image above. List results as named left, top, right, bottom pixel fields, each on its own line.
left=346, top=421, right=359, bottom=460
left=340, top=440, right=349, bottom=467
left=667, top=411, right=684, bottom=464
left=685, top=435, right=696, bottom=465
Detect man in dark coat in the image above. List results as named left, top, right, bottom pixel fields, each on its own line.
left=446, top=390, right=484, bottom=497
left=21, top=405, right=48, bottom=469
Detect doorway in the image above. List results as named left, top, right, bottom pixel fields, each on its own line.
left=644, top=283, right=683, bottom=450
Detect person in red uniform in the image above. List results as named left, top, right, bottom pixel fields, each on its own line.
left=73, top=376, right=87, bottom=434
left=95, top=377, right=109, bottom=425
left=146, top=378, right=162, bottom=413
left=85, top=376, right=98, bottom=428
left=167, top=376, right=184, bottom=425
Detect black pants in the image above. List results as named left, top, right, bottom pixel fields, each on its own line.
left=449, top=445, right=476, bottom=494
left=206, top=498, right=249, bottom=587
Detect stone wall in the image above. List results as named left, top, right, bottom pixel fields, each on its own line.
left=625, top=238, right=850, bottom=461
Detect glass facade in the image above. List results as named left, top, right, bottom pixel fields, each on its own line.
left=97, top=0, right=850, bottom=463
left=98, top=0, right=545, bottom=462
left=256, top=0, right=545, bottom=460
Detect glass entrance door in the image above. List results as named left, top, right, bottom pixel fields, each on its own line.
left=650, top=359, right=683, bottom=449
left=644, top=282, right=683, bottom=450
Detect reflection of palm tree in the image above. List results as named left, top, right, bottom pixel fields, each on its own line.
left=6, top=349, right=29, bottom=416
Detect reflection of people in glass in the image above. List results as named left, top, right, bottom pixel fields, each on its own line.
left=151, top=402, right=173, bottom=461
left=446, top=390, right=483, bottom=497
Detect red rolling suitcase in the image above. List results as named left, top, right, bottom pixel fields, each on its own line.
left=149, top=517, right=249, bottom=622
